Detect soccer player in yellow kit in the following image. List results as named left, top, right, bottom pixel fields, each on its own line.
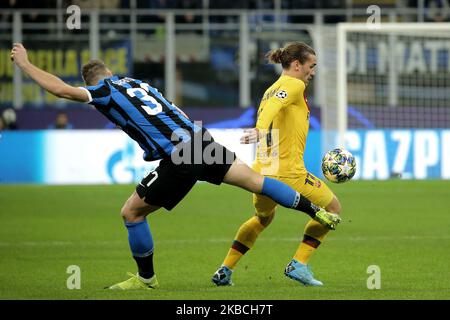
left=212, top=42, right=342, bottom=287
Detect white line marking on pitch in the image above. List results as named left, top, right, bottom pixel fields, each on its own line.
left=0, top=235, right=449, bottom=247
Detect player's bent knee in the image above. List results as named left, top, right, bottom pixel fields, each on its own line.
left=256, top=212, right=275, bottom=227
left=326, top=197, right=342, bottom=215
left=120, top=202, right=142, bottom=222
left=120, top=203, right=132, bottom=221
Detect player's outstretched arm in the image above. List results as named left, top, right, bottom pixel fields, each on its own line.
left=10, top=43, right=89, bottom=103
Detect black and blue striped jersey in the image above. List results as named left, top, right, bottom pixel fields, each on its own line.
left=80, top=76, right=201, bottom=161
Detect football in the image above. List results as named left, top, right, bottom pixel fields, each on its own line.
left=321, top=148, right=356, bottom=183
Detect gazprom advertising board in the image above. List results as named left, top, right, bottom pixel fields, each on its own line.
left=0, top=129, right=449, bottom=184
left=344, top=130, right=450, bottom=180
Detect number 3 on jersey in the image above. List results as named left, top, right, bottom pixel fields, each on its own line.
left=126, top=83, right=163, bottom=115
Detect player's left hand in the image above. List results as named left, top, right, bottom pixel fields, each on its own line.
left=240, top=128, right=259, bottom=144
left=10, top=43, right=30, bottom=68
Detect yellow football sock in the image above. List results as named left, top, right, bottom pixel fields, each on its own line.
left=223, top=216, right=265, bottom=269
left=222, top=248, right=243, bottom=270
left=293, top=219, right=330, bottom=264
left=294, top=242, right=316, bottom=265
left=304, top=219, right=330, bottom=242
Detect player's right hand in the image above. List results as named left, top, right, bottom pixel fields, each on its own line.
left=10, top=43, right=30, bottom=68
left=240, top=128, right=259, bottom=144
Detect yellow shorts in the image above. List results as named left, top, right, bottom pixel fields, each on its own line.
left=253, top=172, right=335, bottom=217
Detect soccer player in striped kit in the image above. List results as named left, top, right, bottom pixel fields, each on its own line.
left=11, top=43, right=340, bottom=290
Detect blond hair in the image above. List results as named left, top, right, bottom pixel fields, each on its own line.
left=81, top=59, right=109, bottom=86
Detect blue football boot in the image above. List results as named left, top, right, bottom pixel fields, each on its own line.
left=212, top=265, right=233, bottom=286
left=284, top=259, right=323, bottom=286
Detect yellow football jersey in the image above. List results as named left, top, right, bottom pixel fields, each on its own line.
left=253, top=74, right=310, bottom=177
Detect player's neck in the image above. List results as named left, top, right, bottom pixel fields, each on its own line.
left=281, top=70, right=302, bottom=81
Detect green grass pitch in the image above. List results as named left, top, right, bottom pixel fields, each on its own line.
left=0, top=180, right=449, bottom=300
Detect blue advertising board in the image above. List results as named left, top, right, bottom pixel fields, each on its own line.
left=0, top=129, right=449, bottom=184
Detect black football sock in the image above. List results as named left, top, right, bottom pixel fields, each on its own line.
left=133, top=253, right=155, bottom=280
left=294, top=194, right=321, bottom=219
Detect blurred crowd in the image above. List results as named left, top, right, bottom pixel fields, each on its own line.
left=0, top=0, right=348, bottom=27
left=1, top=0, right=448, bottom=125
left=0, top=0, right=348, bottom=11
left=1, top=0, right=448, bottom=26
left=2, top=0, right=447, bottom=11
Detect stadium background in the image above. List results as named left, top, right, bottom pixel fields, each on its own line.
left=0, top=0, right=450, bottom=300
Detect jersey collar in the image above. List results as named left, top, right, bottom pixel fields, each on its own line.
left=97, top=75, right=119, bottom=84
